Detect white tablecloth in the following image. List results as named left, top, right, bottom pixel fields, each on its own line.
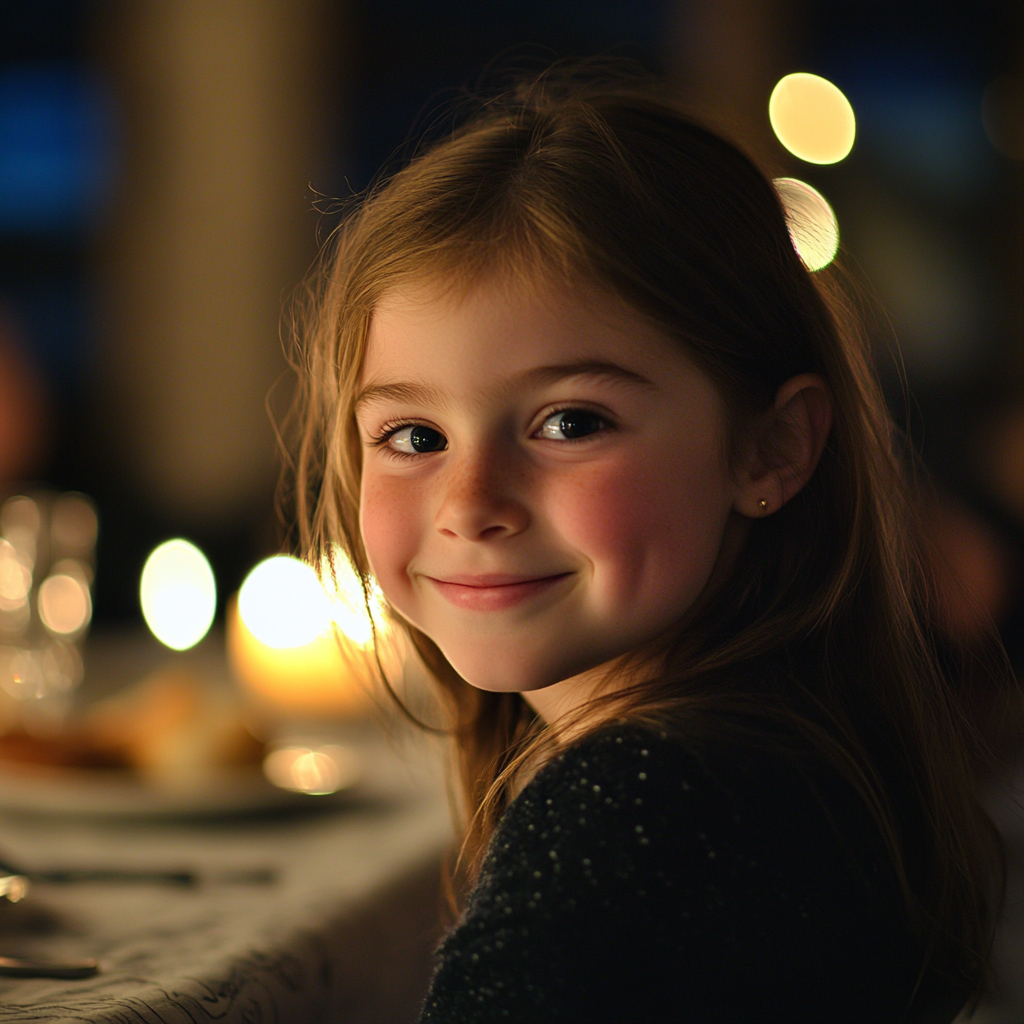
left=0, top=727, right=451, bottom=1024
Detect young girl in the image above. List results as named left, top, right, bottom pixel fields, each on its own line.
left=291, top=73, right=1013, bottom=1023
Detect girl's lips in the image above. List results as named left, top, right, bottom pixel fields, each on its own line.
left=426, top=572, right=572, bottom=611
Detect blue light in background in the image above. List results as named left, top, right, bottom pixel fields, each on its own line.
left=819, top=49, right=994, bottom=199
left=849, top=77, right=990, bottom=196
left=0, top=63, right=115, bottom=232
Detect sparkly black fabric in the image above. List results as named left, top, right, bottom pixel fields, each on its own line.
left=419, top=723, right=966, bottom=1024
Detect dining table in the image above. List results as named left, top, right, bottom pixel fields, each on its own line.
left=0, top=632, right=453, bottom=1024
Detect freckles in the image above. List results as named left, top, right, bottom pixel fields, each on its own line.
left=359, top=472, right=421, bottom=596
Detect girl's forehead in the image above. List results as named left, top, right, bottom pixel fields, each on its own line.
left=362, top=272, right=690, bottom=386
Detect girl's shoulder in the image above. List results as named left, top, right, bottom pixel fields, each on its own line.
left=495, top=716, right=917, bottom=920
left=425, top=719, right=954, bottom=1023
left=501, top=717, right=870, bottom=860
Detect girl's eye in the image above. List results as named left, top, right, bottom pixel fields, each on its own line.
left=538, top=409, right=607, bottom=441
left=389, top=424, right=448, bottom=454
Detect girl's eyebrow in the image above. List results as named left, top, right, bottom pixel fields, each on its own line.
left=355, top=361, right=654, bottom=414
left=355, top=380, right=445, bottom=413
left=523, top=360, right=655, bottom=390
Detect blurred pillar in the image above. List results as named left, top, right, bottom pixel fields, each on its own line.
left=669, top=0, right=801, bottom=169
left=96, top=0, right=334, bottom=526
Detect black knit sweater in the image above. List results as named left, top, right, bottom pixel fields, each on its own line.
left=419, top=723, right=968, bottom=1023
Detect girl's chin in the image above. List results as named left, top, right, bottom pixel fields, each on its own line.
left=442, top=656, right=558, bottom=694
left=464, top=681, right=538, bottom=694
left=455, top=669, right=556, bottom=694
left=444, top=651, right=605, bottom=695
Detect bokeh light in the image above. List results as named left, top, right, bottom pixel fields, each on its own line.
left=262, top=743, right=360, bottom=795
left=320, top=546, right=388, bottom=647
left=40, top=641, right=83, bottom=692
left=0, top=641, right=82, bottom=701
left=769, top=72, right=856, bottom=165
left=50, top=493, right=99, bottom=557
left=237, top=555, right=331, bottom=649
left=0, top=540, right=31, bottom=612
left=228, top=552, right=390, bottom=718
left=0, top=646, right=44, bottom=700
left=0, top=496, right=40, bottom=571
left=774, top=177, right=840, bottom=272
left=51, top=557, right=93, bottom=586
left=0, top=875, right=27, bottom=904
left=140, top=539, right=217, bottom=651
left=38, top=573, right=91, bottom=636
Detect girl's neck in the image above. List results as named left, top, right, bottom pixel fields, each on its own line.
left=521, top=667, right=611, bottom=725
left=522, top=654, right=648, bottom=731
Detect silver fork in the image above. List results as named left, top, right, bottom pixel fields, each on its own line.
left=0, top=873, right=99, bottom=978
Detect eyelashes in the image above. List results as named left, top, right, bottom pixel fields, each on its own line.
left=365, top=405, right=615, bottom=460
left=538, top=408, right=609, bottom=441
left=366, top=421, right=430, bottom=461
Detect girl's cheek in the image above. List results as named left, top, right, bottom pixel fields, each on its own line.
left=546, top=447, right=729, bottom=609
left=359, top=470, right=422, bottom=607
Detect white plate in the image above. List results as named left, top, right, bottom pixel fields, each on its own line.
left=0, top=759, right=353, bottom=818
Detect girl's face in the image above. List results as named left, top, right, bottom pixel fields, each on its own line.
left=356, top=274, right=741, bottom=696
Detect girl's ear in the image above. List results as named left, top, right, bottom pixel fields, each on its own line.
left=734, top=373, right=833, bottom=518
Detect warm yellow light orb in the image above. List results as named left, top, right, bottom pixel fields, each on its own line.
left=320, top=546, right=388, bottom=647
left=227, top=596, right=373, bottom=717
left=38, top=574, right=91, bottom=636
left=774, top=178, right=840, bottom=272
left=263, top=743, right=360, bottom=795
left=769, top=72, right=856, bottom=165
left=229, top=553, right=396, bottom=720
left=0, top=540, right=31, bottom=611
left=140, top=539, right=217, bottom=651
left=237, top=556, right=331, bottom=649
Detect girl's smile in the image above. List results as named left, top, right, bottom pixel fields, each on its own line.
left=356, top=272, right=745, bottom=698
left=426, top=572, right=575, bottom=612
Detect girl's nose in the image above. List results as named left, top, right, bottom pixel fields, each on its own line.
left=434, top=447, right=530, bottom=542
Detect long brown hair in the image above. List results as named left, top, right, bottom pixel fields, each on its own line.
left=286, top=70, right=1015, bottom=996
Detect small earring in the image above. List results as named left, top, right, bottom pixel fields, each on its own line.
left=759, top=498, right=769, bottom=512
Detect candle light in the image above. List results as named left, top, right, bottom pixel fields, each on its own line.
left=227, top=551, right=392, bottom=719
